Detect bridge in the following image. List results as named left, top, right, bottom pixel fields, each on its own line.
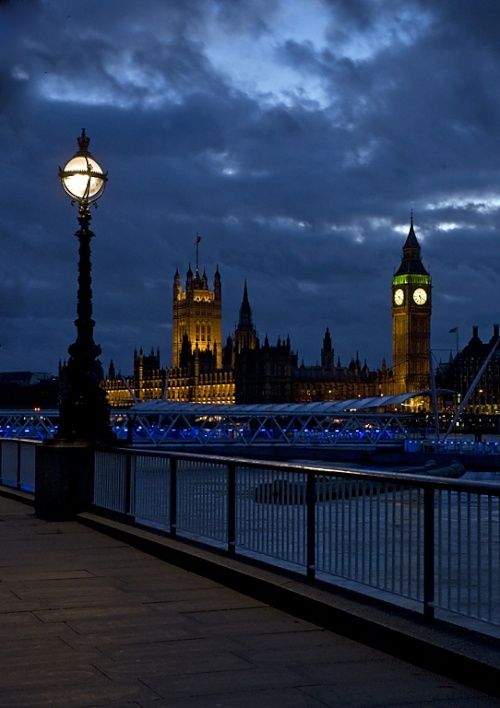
left=0, top=395, right=417, bottom=445
left=2, top=396, right=499, bottom=465
left=0, top=391, right=450, bottom=440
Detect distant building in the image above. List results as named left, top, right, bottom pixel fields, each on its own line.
left=104, top=348, right=166, bottom=407
left=0, top=372, right=58, bottom=408
left=0, top=372, right=52, bottom=386
left=437, top=324, right=500, bottom=415
left=105, top=220, right=436, bottom=407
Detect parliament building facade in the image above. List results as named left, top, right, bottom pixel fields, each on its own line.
left=105, top=221, right=433, bottom=406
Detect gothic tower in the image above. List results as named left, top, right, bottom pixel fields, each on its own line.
left=321, top=327, right=333, bottom=371
left=392, top=217, right=432, bottom=393
left=234, top=281, right=258, bottom=354
left=172, top=259, right=222, bottom=369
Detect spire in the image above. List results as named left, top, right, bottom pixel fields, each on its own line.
left=394, top=216, right=429, bottom=276
left=186, top=263, right=193, bottom=291
left=173, top=267, right=181, bottom=298
left=404, top=217, right=419, bottom=252
left=213, top=265, right=221, bottom=300
left=242, top=279, right=249, bottom=307
left=238, top=280, right=253, bottom=327
left=321, top=326, right=333, bottom=370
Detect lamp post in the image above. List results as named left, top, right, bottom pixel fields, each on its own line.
left=57, top=129, right=114, bottom=443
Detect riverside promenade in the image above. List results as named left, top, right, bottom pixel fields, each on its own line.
left=0, top=493, right=499, bottom=708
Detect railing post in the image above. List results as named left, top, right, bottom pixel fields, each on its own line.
left=124, top=452, right=132, bottom=515
left=35, top=443, right=95, bottom=520
left=423, top=486, right=435, bottom=621
left=227, top=462, right=236, bottom=556
left=169, top=457, right=177, bottom=537
left=306, top=472, right=316, bottom=581
left=0, top=440, right=3, bottom=485
left=17, top=440, right=21, bottom=489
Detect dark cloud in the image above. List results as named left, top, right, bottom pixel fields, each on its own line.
left=0, top=0, right=499, bottom=375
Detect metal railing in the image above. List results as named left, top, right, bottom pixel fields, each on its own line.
left=93, top=447, right=500, bottom=634
left=1, top=440, right=499, bottom=635
left=0, top=438, right=38, bottom=492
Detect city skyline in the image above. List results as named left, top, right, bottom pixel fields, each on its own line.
left=2, top=1, right=500, bottom=373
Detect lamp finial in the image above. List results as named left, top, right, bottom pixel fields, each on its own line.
left=77, top=128, right=90, bottom=153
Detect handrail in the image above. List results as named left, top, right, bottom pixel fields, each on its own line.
left=92, top=445, right=500, bottom=634
left=100, top=445, right=500, bottom=495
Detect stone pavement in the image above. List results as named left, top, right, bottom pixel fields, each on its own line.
left=0, top=494, right=498, bottom=708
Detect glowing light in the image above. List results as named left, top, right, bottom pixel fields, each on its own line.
left=60, top=155, right=105, bottom=202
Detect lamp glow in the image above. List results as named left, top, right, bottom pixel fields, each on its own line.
left=59, top=129, right=107, bottom=204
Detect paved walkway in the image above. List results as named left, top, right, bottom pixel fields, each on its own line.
left=0, top=495, right=498, bottom=708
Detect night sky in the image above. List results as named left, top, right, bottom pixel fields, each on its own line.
left=2, top=0, right=500, bottom=376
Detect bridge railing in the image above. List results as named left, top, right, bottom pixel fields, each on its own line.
left=93, top=447, right=500, bottom=635
left=0, top=438, right=39, bottom=492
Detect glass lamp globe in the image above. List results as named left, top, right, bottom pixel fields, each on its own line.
left=59, top=129, right=107, bottom=204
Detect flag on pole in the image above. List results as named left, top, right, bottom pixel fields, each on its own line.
left=449, top=327, right=458, bottom=333
left=195, top=234, right=201, bottom=273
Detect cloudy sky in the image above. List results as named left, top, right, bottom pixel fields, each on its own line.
left=2, top=0, right=500, bottom=375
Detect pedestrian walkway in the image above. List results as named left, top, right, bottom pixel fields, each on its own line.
left=0, top=494, right=498, bottom=707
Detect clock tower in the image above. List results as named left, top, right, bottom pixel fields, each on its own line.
left=392, top=217, right=431, bottom=394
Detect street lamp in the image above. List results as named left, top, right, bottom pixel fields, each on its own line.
left=57, top=129, right=114, bottom=442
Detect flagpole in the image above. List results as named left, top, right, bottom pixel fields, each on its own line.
left=195, top=233, right=201, bottom=273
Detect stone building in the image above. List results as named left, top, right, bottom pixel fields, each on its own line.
left=105, top=220, right=436, bottom=407
left=437, top=324, right=500, bottom=415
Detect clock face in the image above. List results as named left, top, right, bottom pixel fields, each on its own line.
left=394, top=288, right=404, bottom=306
left=413, top=287, right=427, bottom=305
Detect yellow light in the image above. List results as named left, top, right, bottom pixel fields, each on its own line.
left=61, top=154, right=106, bottom=202
left=59, top=130, right=107, bottom=204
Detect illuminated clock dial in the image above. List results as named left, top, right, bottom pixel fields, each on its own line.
left=413, top=287, right=427, bottom=305
left=394, top=288, right=404, bottom=305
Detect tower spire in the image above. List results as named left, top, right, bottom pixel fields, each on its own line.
left=234, top=280, right=257, bottom=353
left=395, top=217, right=428, bottom=276
left=238, top=280, right=253, bottom=327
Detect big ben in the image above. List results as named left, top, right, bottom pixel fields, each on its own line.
left=392, top=217, right=431, bottom=394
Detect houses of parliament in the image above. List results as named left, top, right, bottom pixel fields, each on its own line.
left=105, top=219, right=441, bottom=407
